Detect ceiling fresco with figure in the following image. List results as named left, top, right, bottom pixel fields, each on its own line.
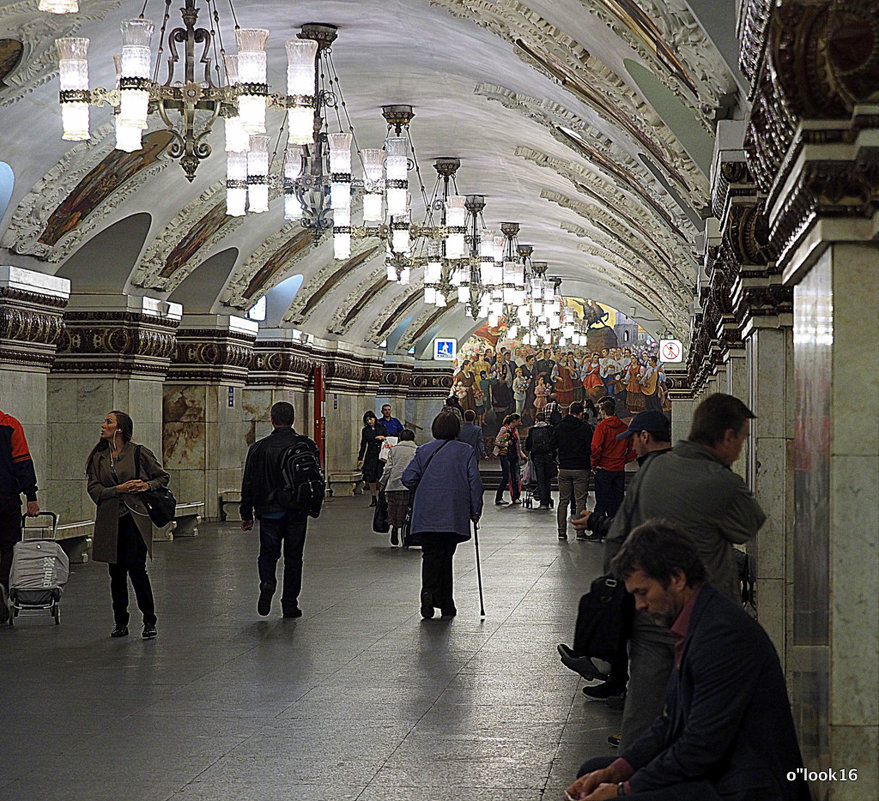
left=0, top=0, right=743, bottom=356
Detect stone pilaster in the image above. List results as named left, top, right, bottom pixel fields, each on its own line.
left=743, top=1, right=879, bottom=793
left=407, top=360, right=454, bottom=441
left=0, top=266, right=70, bottom=516
left=377, top=355, right=415, bottom=429
left=48, top=294, right=180, bottom=529
left=163, top=315, right=257, bottom=520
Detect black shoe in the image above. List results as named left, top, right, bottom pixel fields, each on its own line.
left=110, top=625, right=128, bottom=638
left=582, top=680, right=627, bottom=700
left=558, top=532, right=567, bottom=541
left=369, top=497, right=377, bottom=507
left=420, top=590, right=434, bottom=619
left=575, top=533, right=588, bottom=541
left=440, top=608, right=457, bottom=618
left=142, top=624, right=157, bottom=639
left=607, top=734, right=621, bottom=748
left=557, top=644, right=607, bottom=680
left=390, top=527, right=399, bottom=547
left=258, top=582, right=274, bottom=616
left=282, top=608, right=303, bottom=619
left=0, top=586, right=8, bottom=623
left=494, top=499, right=507, bottom=506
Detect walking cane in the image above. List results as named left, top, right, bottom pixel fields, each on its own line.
left=473, top=519, right=486, bottom=618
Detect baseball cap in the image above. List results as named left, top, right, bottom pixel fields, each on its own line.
left=616, top=410, right=671, bottom=440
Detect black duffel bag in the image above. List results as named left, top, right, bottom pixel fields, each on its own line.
left=573, top=573, right=634, bottom=663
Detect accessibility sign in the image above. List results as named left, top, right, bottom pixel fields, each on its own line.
left=433, top=338, right=457, bottom=361
left=659, top=339, right=683, bottom=363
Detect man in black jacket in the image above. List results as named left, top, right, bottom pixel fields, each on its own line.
left=566, top=521, right=810, bottom=801
left=240, top=401, right=319, bottom=619
left=555, top=402, right=593, bottom=541
left=524, top=412, right=558, bottom=510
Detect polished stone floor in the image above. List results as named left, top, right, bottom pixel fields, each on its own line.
left=0, top=495, right=622, bottom=801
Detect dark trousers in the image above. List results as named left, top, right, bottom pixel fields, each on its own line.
left=108, top=513, right=156, bottom=626
left=420, top=533, right=458, bottom=613
left=258, top=515, right=308, bottom=614
left=533, top=457, right=554, bottom=505
left=576, top=756, right=724, bottom=800
left=593, top=469, right=625, bottom=518
left=0, top=493, right=22, bottom=590
left=495, top=454, right=520, bottom=502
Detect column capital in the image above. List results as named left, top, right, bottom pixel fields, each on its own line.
left=0, top=267, right=70, bottom=371
left=169, top=315, right=257, bottom=385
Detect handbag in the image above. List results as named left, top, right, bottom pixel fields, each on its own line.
left=134, top=445, right=177, bottom=527
left=372, top=490, right=390, bottom=534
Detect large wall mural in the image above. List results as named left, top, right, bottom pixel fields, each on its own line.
left=159, top=201, right=230, bottom=279
left=450, top=298, right=667, bottom=443
left=0, top=39, right=23, bottom=87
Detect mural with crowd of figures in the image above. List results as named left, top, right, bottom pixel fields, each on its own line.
left=450, top=299, right=670, bottom=445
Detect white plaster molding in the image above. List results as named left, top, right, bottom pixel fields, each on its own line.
left=325, top=258, right=391, bottom=335
left=1, top=122, right=170, bottom=263
left=0, top=0, right=119, bottom=108
left=220, top=223, right=315, bottom=309
left=397, top=304, right=454, bottom=353
left=366, top=285, right=423, bottom=345
left=542, top=189, right=691, bottom=295
left=430, top=0, right=709, bottom=194
left=573, top=0, right=735, bottom=121
left=516, top=145, right=696, bottom=260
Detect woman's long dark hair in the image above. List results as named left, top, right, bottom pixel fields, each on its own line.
left=85, top=410, right=134, bottom=471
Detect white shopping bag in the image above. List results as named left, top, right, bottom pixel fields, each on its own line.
left=379, top=436, right=398, bottom=461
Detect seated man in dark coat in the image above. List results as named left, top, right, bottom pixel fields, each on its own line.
left=566, top=521, right=811, bottom=801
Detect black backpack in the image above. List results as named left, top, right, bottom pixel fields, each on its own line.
left=275, top=437, right=325, bottom=518
left=548, top=405, right=563, bottom=426
left=573, top=574, right=634, bottom=662
left=530, top=425, right=555, bottom=456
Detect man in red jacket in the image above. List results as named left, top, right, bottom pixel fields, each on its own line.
left=590, top=397, right=635, bottom=522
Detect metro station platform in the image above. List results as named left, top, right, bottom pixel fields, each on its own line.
left=1, top=495, right=620, bottom=801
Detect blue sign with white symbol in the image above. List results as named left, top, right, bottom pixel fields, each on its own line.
left=433, top=338, right=457, bottom=361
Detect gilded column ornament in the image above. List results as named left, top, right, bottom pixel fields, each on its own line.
left=0, top=287, right=68, bottom=369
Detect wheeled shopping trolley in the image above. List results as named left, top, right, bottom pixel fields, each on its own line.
left=7, top=512, right=69, bottom=626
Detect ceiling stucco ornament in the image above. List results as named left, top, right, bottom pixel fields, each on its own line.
left=366, top=285, right=423, bottom=345
left=432, top=0, right=708, bottom=193
left=1, top=122, right=169, bottom=262
left=326, top=262, right=389, bottom=335
left=542, top=189, right=692, bottom=297
left=0, top=0, right=118, bottom=108
left=397, top=304, right=453, bottom=353
left=131, top=181, right=237, bottom=291
left=574, top=0, right=736, bottom=121
left=474, top=83, right=705, bottom=213
left=517, top=145, right=696, bottom=253
left=282, top=242, right=379, bottom=327
left=221, top=224, right=316, bottom=310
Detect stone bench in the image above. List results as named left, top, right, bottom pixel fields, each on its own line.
left=152, top=502, right=205, bottom=541
left=22, top=518, right=94, bottom=564
left=327, top=471, right=363, bottom=497
left=218, top=489, right=241, bottom=522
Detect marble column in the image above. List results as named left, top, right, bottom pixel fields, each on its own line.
left=0, top=266, right=70, bottom=516
left=48, top=293, right=180, bottom=531
left=377, top=355, right=415, bottom=430
left=408, top=361, right=454, bottom=443
left=163, top=314, right=257, bottom=520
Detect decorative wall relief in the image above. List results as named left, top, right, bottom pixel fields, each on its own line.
left=159, top=202, right=230, bottom=280
left=397, top=306, right=454, bottom=353
left=2, top=124, right=171, bottom=262
left=0, top=0, right=118, bottom=108
left=283, top=245, right=381, bottom=327
left=367, top=286, right=423, bottom=345
left=168, top=328, right=256, bottom=383
left=39, top=130, right=174, bottom=248
left=476, top=83, right=707, bottom=209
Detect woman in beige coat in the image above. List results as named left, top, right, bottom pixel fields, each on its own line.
left=86, top=410, right=169, bottom=639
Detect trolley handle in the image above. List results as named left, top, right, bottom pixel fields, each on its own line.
left=20, top=511, right=59, bottom=539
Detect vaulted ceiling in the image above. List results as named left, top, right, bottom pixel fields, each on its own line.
left=0, top=0, right=743, bottom=356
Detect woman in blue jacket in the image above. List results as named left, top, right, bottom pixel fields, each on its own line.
left=402, top=412, right=483, bottom=619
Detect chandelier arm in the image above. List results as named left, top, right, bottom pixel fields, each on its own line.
left=153, top=0, right=172, bottom=84
left=193, top=26, right=214, bottom=86
left=156, top=100, right=186, bottom=155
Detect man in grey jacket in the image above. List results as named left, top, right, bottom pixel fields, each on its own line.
left=595, top=394, right=766, bottom=749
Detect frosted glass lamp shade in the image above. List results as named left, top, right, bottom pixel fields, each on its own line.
left=360, top=148, right=385, bottom=187
left=331, top=182, right=351, bottom=211
left=284, top=193, right=302, bottom=221
left=328, top=133, right=352, bottom=173
left=227, top=186, right=247, bottom=217
left=40, top=0, right=79, bottom=12
left=61, top=103, right=89, bottom=140
left=236, top=29, right=269, bottom=82
left=285, top=39, right=318, bottom=96
left=508, top=325, right=518, bottom=339
left=386, top=262, right=398, bottom=282
left=238, top=94, right=266, bottom=135
left=385, top=137, right=408, bottom=178
left=399, top=267, right=411, bottom=286
left=488, top=312, right=499, bottom=327
left=424, top=286, right=436, bottom=305
left=225, top=115, right=250, bottom=152
left=457, top=286, right=469, bottom=304
left=392, top=226, right=409, bottom=254
left=435, top=292, right=447, bottom=308
left=246, top=135, right=269, bottom=213
left=119, top=89, right=149, bottom=128
left=445, top=196, right=466, bottom=226
left=115, top=118, right=142, bottom=151
left=333, top=232, right=351, bottom=260
left=363, top=193, right=383, bottom=223
left=425, top=260, right=442, bottom=284
left=287, top=107, right=312, bottom=145
left=57, top=37, right=89, bottom=84
left=386, top=187, right=407, bottom=217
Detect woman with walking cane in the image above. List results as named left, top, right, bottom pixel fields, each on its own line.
left=402, top=412, right=483, bottom=619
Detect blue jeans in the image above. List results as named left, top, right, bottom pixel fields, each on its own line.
left=258, top=515, right=307, bottom=613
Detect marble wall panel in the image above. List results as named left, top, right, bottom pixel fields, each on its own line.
left=669, top=398, right=694, bottom=444
left=163, top=421, right=206, bottom=470
left=829, top=724, right=878, bottom=800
